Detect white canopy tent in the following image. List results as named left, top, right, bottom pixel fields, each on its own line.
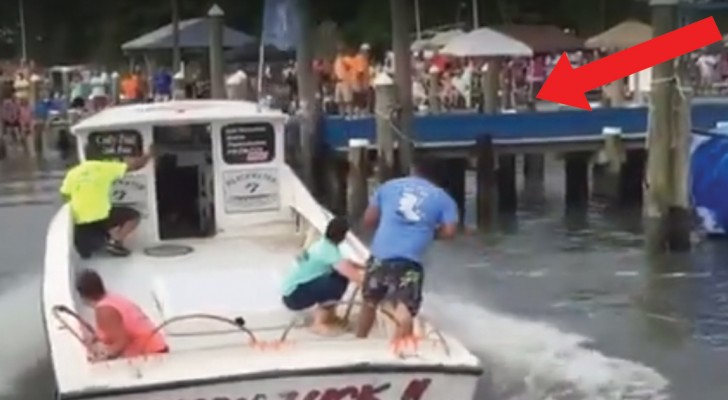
left=440, top=27, right=533, bottom=57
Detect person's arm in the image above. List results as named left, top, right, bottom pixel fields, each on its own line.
left=335, top=258, right=365, bottom=284
left=435, top=191, right=459, bottom=240
left=94, top=306, right=130, bottom=360
left=123, top=145, right=154, bottom=173
left=362, top=187, right=382, bottom=230
left=59, top=174, right=72, bottom=203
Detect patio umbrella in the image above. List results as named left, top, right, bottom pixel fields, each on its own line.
left=440, top=27, right=533, bottom=57
left=585, top=20, right=652, bottom=50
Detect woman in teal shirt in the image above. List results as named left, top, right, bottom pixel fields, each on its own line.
left=282, top=217, right=363, bottom=335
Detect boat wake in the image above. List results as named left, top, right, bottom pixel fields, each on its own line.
left=0, top=277, right=50, bottom=397
left=423, top=293, right=670, bottom=400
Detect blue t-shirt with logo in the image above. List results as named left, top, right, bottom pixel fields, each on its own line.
left=369, top=176, right=459, bottom=264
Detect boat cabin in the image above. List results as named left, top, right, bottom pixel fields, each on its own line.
left=71, top=100, right=288, bottom=245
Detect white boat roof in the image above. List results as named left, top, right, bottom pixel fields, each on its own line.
left=72, top=100, right=287, bottom=133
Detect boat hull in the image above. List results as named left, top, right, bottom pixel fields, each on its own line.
left=59, top=368, right=480, bottom=400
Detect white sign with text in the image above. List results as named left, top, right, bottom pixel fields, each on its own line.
left=223, top=168, right=280, bottom=213
left=111, top=174, right=148, bottom=217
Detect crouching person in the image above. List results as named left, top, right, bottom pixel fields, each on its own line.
left=76, top=269, right=168, bottom=360
left=281, top=217, right=364, bottom=336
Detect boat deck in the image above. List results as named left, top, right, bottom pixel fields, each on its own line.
left=55, top=223, right=478, bottom=394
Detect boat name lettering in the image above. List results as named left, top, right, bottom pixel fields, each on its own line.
left=180, top=378, right=431, bottom=400
left=224, top=172, right=276, bottom=187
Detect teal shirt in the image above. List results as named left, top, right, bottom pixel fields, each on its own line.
left=282, top=238, right=342, bottom=296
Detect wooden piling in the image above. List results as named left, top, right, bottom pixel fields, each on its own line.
left=475, top=135, right=496, bottom=229
left=645, top=0, right=691, bottom=253
left=620, top=149, right=646, bottom=206
left=295, top=0, right=319, bottom=194
left=432, top=158, right=466, bottom=225
left=374, top=73, right=398, bottom=183
left=564, top=152, right=591, bottom=209
left=523, top=153, right=545, bottom=188
left=324, top=155, right=348, bottom=216
left=389, top=0, right=414, bottom=173
left=482, top=60, right=501, bottom=114
left=497, top=153, right=517, bottom=213
left=427, top=67, right=441, bottom=113
left=347, top=139, right=369, bottom=221
left=207, top=5, right=225, bottom=99
left=592, top=127, right=625, bottom=202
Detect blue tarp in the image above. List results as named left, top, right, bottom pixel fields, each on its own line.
left=691, top=126, right=728, bottom=234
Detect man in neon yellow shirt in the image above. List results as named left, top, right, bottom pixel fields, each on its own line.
left=60, top=144, right=152, bottom=258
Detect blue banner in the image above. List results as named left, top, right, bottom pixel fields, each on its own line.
left=261, top=0, right=301, bottom=50
left=691, top=129, right=728, bottom=235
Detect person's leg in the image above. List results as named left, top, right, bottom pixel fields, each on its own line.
left=306, top=272, right=350, bottom=335
left=283, top=275, right=343, bottom=336
left=319, top=272, right=350, bottom=327
left=356, top=258, right=386, bottom=338
left=105, top=207, right=140, bottom=255
left=389, top=260, right=425, bottom=350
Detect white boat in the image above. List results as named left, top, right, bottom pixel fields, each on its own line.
left=42, top=100, right=482, bottom=399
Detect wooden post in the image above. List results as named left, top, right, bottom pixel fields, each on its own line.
left=207, top=5, right=225, bottom=99
left=475, top=135, right=496, bottom=229
left=427, top=66, right=441, bottom=113
left=324, top=155, right=348, bottom=215
left=483, top=59, right=501, bottom=114
left=110, top=72, right=120, bottom=104
left=592, top=126, right=625, bottom=201
left=295, top=0, right=319, bottom=193
left=347, top=139, right=369, bottom=221
left=497, top=153, right=517, bottom=213
left=28, top=74, right=41, bottom=159
left=173, top=71, right=186, bottom=100
left=389, top=0, right=414, bottom=173
left=374, top=73, right=397, bottom=183
left=564, top=152, right=590, bottom=210
left=620, top=149, right=647, bottom=206
left=645, top=0, right=691, bottom=253
left=171, top=0, right=182, bottom=72
left=432, top=158, right=467, bottom=225
left=523, top=153, right=545, bottom=188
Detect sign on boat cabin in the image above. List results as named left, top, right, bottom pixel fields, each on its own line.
left=221, top=123, right=276, bottom=165
left=84, top=129, right=149, bottom=217
left=86, top=129, right=143, bottom=160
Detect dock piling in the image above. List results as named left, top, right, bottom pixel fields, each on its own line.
left=475, top=135, right=496, bottom=229
left=346, top=139, right=370, bottom=222
left=523, top=153, right=545, bottom=189
left=592, top=127, right=625, bottom=202
left=565, top=152, right=591, bottom=210
left=497, top=154, right=517, bottom=213
left=374, top=73, right=397, bottom=183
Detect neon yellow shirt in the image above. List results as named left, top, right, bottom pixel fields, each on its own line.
left=60, top=160, right=128, bottom=224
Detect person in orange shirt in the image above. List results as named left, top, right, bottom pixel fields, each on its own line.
left=76, top=269, right=168, bottom=360
left=334, top=45, right=354, bottom=115
left=120, top=73, right=138, bottom=103
left=350, top=43, right=372, bottom=114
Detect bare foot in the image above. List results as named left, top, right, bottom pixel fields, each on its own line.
left=310, top=323, right=344, bottom=337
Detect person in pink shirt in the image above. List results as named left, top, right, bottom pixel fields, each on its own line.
left=76, top=269, right=168, bottom=360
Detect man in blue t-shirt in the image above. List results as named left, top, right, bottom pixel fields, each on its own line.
left=355, top=157, right=459, bottom=347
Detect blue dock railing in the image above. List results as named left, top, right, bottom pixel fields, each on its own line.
left=322, top=103, right=728, bottom=148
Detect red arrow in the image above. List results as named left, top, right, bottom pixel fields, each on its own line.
left=536, top=17, right=723, bottom=110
